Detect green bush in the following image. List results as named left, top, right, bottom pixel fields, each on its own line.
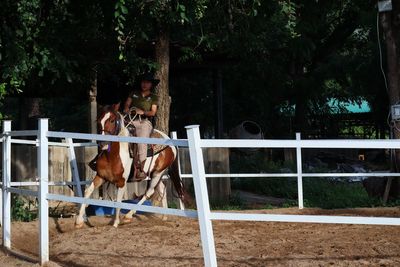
left=230, top=152, right=386, bottom=209
left=11, top=195, right=37, bottom=222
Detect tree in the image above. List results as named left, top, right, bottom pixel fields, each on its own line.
left=114, top=0, right=208, bottom=133
left=0, top=0, right=390, bottom=140
left=380, top=0, right=400, bottom=200
left=175, top=1, right=380, bottom=136
left=0, top=0, right=125, bottom=130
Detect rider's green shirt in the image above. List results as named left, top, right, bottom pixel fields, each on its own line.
left=129, top=91, right=159, bottom=113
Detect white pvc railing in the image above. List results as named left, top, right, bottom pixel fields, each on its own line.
left=1, top=119, right=400, bottom=267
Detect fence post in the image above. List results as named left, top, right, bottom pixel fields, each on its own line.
left=38, top=119, right=49, bottom=264
left=171, top=131, right=185, bottom=210
left=2, top=120, right=11, bottom=248
left=66, top=138, right=83, bottom=198
left=186, top=125, right=217, bottom=267
left=296, top=132, right=304, bottom=209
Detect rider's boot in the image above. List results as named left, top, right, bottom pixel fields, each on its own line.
left=134, top=160, right=147, bottom=181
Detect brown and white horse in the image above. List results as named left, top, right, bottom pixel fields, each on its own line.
left=75, top=106, right=184, bottom=228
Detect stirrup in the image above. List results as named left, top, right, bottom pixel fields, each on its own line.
left=133, top=171, right=147, bottom=181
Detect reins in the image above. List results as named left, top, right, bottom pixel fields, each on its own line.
left=123, top=107, right=148, bottom=129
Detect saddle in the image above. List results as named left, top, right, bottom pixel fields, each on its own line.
left=87, top=126, right=168, bottom=180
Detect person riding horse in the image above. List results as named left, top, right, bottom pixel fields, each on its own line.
left=88, top=73, right=159, bottom=181
left=123, top=73, right=159, bottom=180
left=77, top=105, right=185, bottom=228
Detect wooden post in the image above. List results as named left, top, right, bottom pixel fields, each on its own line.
left=204, top=148, right=230, bottom=205
left=213, top=69, right=224, bottom=138
left=178, top=147, right=230, bottom=206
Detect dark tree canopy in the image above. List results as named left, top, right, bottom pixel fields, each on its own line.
left=0, top=0, right=393, bottom=137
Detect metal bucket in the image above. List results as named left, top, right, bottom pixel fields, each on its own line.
left=229, top=121, right=263, bottom=152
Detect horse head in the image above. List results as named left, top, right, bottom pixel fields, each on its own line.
left=97, top=105, right=123, bottom=150
left=98, top=106, right=122, bottom=135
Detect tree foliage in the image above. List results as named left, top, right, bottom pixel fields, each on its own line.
left=0, top=0, right=391, bottom=136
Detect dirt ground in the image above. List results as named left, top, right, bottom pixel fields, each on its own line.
left=2, top=207, right=400, bottom=266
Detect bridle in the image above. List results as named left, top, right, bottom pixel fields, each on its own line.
left=99, top=111, right=122, bottom=136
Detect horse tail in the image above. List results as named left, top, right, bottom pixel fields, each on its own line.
left=169, top=149, right=185, bottom=199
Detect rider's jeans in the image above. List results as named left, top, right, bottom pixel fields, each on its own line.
left=132, top=119, right=153, bottom=162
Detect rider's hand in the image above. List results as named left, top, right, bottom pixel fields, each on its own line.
left=135, top=108, right=145, bottom=115
left=123, top=107, right=129, bottom=114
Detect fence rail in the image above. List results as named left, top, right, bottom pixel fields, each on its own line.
left=47, top=130, right=188, bottom=146
left=9, top=181, right=91, bottom=186
left=210, top=212, right=400, bottom=225
left=46, top=194, right=198, bottom=218
left=10, top=139, right=97, bottom=148
left=1, top=119, right=400, bottom=267
left=201, top=138, right=400, bottom=149
left=181, top=172, right=400, bottom=178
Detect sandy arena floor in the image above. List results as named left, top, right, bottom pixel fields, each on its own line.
left=1, top=207, right=400, bottom=266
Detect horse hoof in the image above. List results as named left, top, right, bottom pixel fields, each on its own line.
left=162, top=216, right=168, bottom=221
left=75, top=222, right=84, bottom=229
left=122, top=217, right=133, bottom=224
left=113, top=223, right=119, bottom=228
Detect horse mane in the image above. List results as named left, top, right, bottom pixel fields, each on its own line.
left=99, top=104, right=119, bottom=114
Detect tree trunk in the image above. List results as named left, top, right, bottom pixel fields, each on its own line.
left=154, top=30, right=170, bottom=134
left=294, top=94, right=307, bottom=134
left=381, top=8, right=400, bottom=200
left=89, top=68, right=98, bottom=134
left=291, top=57, right=308, bottom=134
left=18, top=98, right=42, bottom=130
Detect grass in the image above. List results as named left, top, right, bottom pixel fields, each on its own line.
left=303, top=178, right=380, bottom=209
left=210, top=191, right=245, bottom=210
left=233, top=175, right=383, bottom=209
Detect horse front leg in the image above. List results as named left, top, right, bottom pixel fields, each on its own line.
left=75, top=175, right=104, bottom=228
left=122, top=194, right=148, bottom=223
left=156, top=181, right=168, bottom=221
left=113, top=181, right=127, bottom=228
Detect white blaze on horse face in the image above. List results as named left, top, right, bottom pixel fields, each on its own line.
left=100, top=112, right=111, bottom=135
left=100, top=112, right=111, bottom=150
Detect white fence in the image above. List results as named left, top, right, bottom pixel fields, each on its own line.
left=1, top=119, right=400, bottom=266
